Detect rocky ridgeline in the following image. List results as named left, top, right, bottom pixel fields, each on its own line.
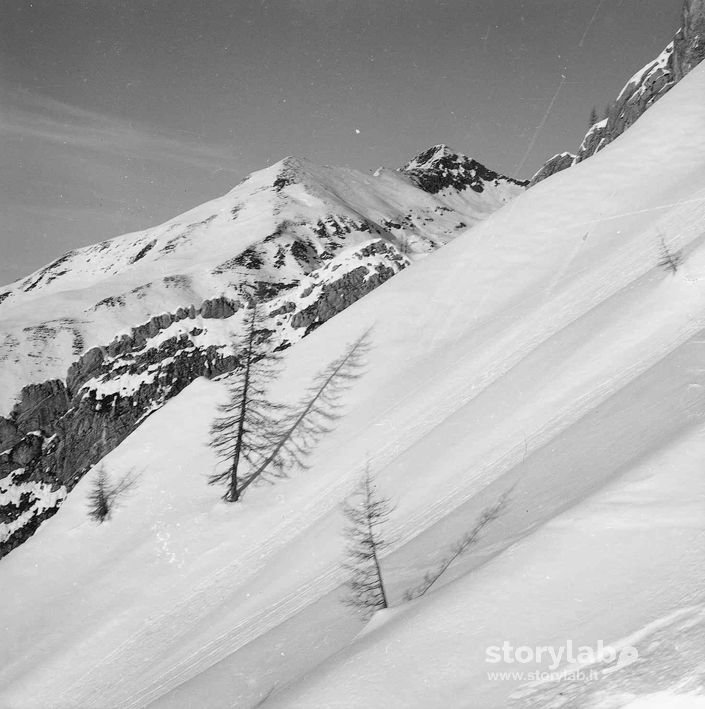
left=400, top=144, right=528, bottom=194
left=530, top=0, right=705, bottom=186
left=0, top=238, right=406, bottom=558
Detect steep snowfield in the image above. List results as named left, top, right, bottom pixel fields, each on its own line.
left=1, top=65, right=705, bottom=709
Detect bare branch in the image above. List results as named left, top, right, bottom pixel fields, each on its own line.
left=208, top=299, right=282, bottom=502
left=238, top=329, right=371, bottom=497
left=404, top=487, right=512, bottom=601
left=87, top=465, right=138, bottom=523
left=657, top=235, right=683, bottom=274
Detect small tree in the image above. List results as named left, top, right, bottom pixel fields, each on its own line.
left=588, top=106, right=599, bottom=128
left=88, top=466, right=111, bottom=522
left=209, top=299, right=282, bottom=502
left=404, top=487, right=512, bottom=600
left=237, top=331, right=370, bottom=498
left=87, top=465, right=136, bottom=523
left=342, top=467, right=395, bottom=618
left=657, top=235, right=683, bottom=274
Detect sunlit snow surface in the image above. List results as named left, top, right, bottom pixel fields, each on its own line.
left=1, top=65, right=705, bottom=709
left=0, top=152, right=520, bottom=413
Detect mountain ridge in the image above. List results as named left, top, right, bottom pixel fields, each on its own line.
left=0, top=146, right=525, bottom=558
left=530, top=0, right=705, bottom=186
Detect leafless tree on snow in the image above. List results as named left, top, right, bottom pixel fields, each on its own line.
left=404, top=487, right=512, bottom=600
left=209, top=299, right=282, bottom=502
left=341, top=466, right=395, bottom=618
left=657, top=235, right=683, bottom=274
left=237, top=330, right=370, bottom=499
left=87, top=465, right=137, bottom=522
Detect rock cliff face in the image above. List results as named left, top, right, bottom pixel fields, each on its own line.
left=675, top=0, right=705, bottom=77
left=528, top=152, right=576, bottom=186
left=530, top=0, right=705, bottom=186
left=0, top=234, right=410, bottom=558
left=400, top=144, right=528, bottom=195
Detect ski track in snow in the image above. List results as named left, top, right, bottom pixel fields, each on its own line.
left=50, top=187, right=705, bottom=707
left=135, top=201, right=705, bottom=705
left=68, top=233, right=705, bottom=707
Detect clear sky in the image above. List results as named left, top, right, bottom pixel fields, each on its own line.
left=0, top=0, right=682, bottom=286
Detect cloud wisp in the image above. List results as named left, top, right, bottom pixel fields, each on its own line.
left=0, top=88, right=240, bottom=173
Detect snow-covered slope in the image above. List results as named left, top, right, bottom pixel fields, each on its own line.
left=0, top=149, right=523, bottom=413
left=0, top=147, right=524, bottom=557
left=2, top=61, right=705, bottom=709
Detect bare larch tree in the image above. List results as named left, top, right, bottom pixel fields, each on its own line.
left=88, top=466, right=111, bottom=522
left=209, top=300, right=282, bottom=502
left=657, top=235, right=683, bottom=274
left=237, top=330, right=370, bottom=499
left=588, top=106, right=599, bottom=127
left=87, top=465, right=136, bottom=522
left=404, top=487, right=513, bottom=600
left=342, top=466, right=395, bottom=617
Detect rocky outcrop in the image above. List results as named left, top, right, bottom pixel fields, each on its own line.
left=0, top=467, right=66, bottom=558
left=10, top=380, right=69, bottom=433
left=43, top=344, right=240, bottom=489
left=674, top=0, right=705, bottom=78
left=401, top=145, right=528, bottom=194
left=292, top=264, right=399, bottom=334
left=66, top=298, right=240, bottom=395
left=530, top=0, right=705, bottom=186
left=529, top=153, right=576, bottom=186
left=0, top=237, right=414, bottom=559
left=0, top=433, right=44, bottom=481
left=6, top=435, right=43, bottom=469
left=0, top=417, right=21, bottom=453
left=200, top=296, right=240, bottom=320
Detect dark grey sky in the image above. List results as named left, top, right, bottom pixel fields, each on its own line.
left=0, top=0, right=682, bottom=285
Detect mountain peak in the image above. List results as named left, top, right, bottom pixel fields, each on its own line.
left=233, top=155, right=314, bottom=194
left=399, top=145, right=528, bottom=195
left=271, top=155, right=309, bottom=191
left=401, top=143, right=462, bottom=172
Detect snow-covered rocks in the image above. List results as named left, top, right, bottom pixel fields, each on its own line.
left=530, top=0, right=705, bottom=186
left=0, top=149, right=524, bottom=558
left=400, top=143, right=528, bottom=195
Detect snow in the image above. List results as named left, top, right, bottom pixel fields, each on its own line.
left=617, top=41, right=675, bottom=103
left=621, top=695, right=705, bottom=709
left=402, top=143, right=454, bottom=170
left=0, top=147, right=520, bottom=414
left=0, top=56, right=705, bottom=709
left=72, top=237, right=407, bottom=403
left=580, top=117, right=608, bottom=150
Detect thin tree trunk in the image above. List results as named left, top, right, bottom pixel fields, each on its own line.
left=229, top=313, right=256, bottom=502
left=365, top=476, right=389, bottom=609
left=238, top=343, right=356, bottom=496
